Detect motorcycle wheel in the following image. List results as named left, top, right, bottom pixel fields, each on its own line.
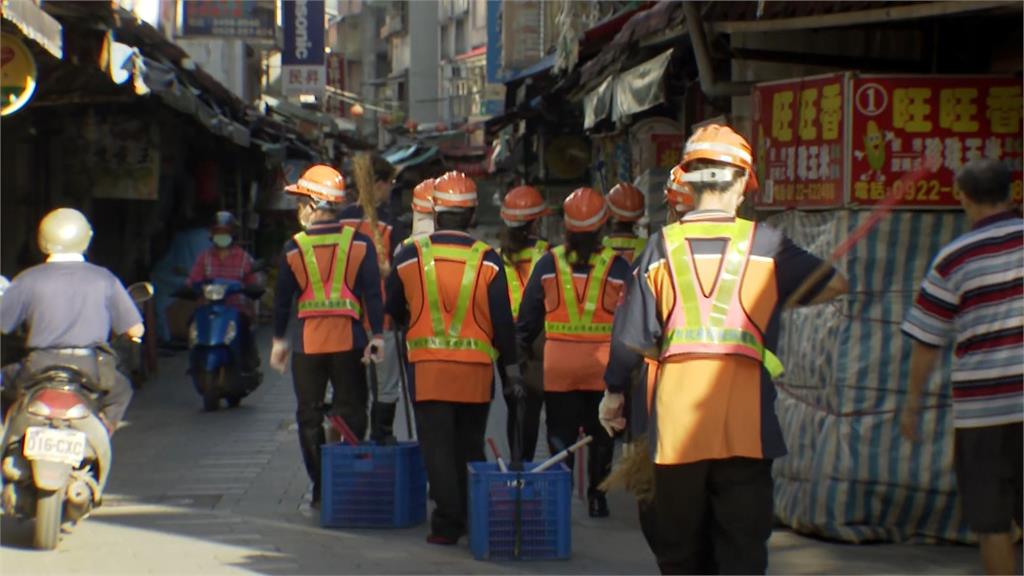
left=198, top=370, right=219, bottom=412
left=34, top=490, right=63, bottom=550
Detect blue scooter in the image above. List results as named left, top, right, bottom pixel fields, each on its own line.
left=177, top=280, right=265, bottom=411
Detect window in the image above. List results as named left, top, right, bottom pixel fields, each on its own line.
left=455, top=17, right=466, bottom=56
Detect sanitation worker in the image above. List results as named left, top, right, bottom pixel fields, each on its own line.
left=270, top=164, right=385, bottom=509
left=600, top=124, right=848, bottom=574
left=517, top=187, right=631, bottom=518
left=603, top=182, right=647, bottom=263
left=499, top=185, right=551, bottom=461
left=386, top=170, right=522, bottom=546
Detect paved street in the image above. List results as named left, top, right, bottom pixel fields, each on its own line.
left=2, top=331, right=983, bottom=574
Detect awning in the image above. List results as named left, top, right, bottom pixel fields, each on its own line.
left=394, top=146, right=439, bottom=173
left=499, top=53, right=556, bottom=84
left=2, top=0, right=63, bottom=59
left=584, top=48, right=673, bottom=128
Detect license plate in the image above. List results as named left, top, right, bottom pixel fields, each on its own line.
left=23, top=427, right=87, bottom=466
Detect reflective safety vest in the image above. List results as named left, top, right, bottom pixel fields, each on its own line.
left=659, top=218, right=784, bottom=378
left=293, top=227, right=362, bottom=319
left=544, top=245, right=616, bottom=342
left=405, top=237, right=498, bottom=364
left=503, top=240, right=549, bottom=319
left=603, top=235, right=647, bottom=263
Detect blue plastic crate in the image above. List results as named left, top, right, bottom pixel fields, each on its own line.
left=320, top=442, right=427, bottom=528
left=468, top=461, right=572, bottom=561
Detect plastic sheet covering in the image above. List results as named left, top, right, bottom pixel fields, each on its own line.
left=583, top=76, right=614, bottom=129
left=150, top=228, right=213, bottom=342
left=611, top=49, right=672, bottom=122
left=767, top=209, right=973, bottom=543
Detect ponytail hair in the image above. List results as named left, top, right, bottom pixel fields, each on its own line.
left=565, top=230, right=601, bottom=265
left=500, top=223, right=534, bottom=265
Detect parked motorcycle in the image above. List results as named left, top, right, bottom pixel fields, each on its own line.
left=176, top=279, right=264, bottom=412
left=0, top=281, right=154, bottom=550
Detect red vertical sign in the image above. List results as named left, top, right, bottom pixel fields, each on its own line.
left=753, top=74, right=847, bottom=209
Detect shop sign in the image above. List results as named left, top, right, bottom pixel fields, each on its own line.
left=282, top=0, right=325, bottom=96
left=849, top=75, right=1022, bottom=207
left=1, top=33, right=37, bottom=117
left=182, top=1, right=276, bottom=41
left=753, top=73, right=847, bottom=209
left=89, top=119, right=161, bottom=201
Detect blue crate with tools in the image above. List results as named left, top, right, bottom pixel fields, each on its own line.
left=468, top=461, right=572, bottom=561
left=320, top=441, right=427, bottom=528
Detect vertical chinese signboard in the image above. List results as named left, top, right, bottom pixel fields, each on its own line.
left=753, top=73, right=847, bottom=209
left=282, top=0, right=325, bottom=97
left=849, top=75, right=1022, bottom=207
left=753, top=73, right=1022, bottom=210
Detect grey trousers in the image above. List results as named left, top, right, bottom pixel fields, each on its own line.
left=368, top=330, right=402, bottom=404
left=4, top=349, right=133, bottom=428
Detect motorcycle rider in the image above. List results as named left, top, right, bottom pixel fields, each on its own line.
left=187, top=211, right=262, bottom=373
left=1, top=208, right=144, bottom=433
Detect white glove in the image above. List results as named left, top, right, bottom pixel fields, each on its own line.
left=270, top=338, right=291, bottom=374
left=363, top=335, right=386, bottom=364
left=598, top=391, right=626, bottom=437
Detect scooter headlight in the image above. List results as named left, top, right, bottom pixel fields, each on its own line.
left=188, top=322, right=199, bottom=347
left=224, top=320, right=237, bottom=344
left=203, top=284, right=227, bottom=301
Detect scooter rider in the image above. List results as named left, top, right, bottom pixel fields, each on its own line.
left=187, top=211, right=262, bottom=373
left=270, top=164, right=385, bottom=508
left=1, top=208, right=144, bottom=433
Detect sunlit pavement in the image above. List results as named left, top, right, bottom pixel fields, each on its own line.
left=1, top=331, right=982, bottom=574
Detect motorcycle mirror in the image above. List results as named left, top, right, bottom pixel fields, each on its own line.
left=127, top=282, right=155, bottom=304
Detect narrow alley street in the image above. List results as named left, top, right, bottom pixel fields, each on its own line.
left=1, top=332, right=984, bottom=574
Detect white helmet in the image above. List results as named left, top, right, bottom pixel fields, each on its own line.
left=38, top=208, right=93, bottom=255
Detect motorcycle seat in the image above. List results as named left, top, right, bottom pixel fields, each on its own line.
left=26, top=366, right=98, bottom=389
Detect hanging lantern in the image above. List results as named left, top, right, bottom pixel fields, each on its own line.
left=379, top=114, right=392, bottom=125
left=405, top=120, right=418, bottom=133
left=436, top=122, right=447, bottom=132
left=350, top=103, right=365, bottom=117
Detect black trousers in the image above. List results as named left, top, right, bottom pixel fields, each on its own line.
left=653, top=458, right=774, bottom=575
left=237, top=315, right=259, bottom=373
left=415, top=401, right=490, bottom=539
left=291, top=349, right=367, bottom=491
left=544, top=390, right=613, bottom=497
left=504, top=385, right=544, bottom=462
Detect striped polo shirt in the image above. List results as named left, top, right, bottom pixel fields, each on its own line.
left=902, top=211, right=1024, bottom=428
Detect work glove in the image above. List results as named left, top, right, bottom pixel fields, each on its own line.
left=270, top=338, right=291, bottom=374
left=502, top=363, right=526, bottom=400
left=363, top=335, right=386, bottom=364
left=598, top=391, right=627, bottom=438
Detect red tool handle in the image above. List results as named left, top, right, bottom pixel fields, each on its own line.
left=327, top=415, right=361, bottom=446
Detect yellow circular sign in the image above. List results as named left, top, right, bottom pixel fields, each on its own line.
left=1, top=33, right=38, bottom=116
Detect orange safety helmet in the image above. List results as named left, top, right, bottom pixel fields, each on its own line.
left=606, top=182, right=645, bottom=222
left=680, top=123, right=759, bottom=194
left=562, top=187, right=608, bottom=232
left=284, top=164, right=347, bottom=204
left=501, top=185, right=550, bottom=226
left=432, top=171, right=477, bottom=212
left=665, top=165, right=695, bottom=213
left=412, top=179, right=435, bottom=214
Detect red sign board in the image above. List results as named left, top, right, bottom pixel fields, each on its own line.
left=849, top=76, right=1022, bottom=207
left=753, top=74, right=847, bottom=209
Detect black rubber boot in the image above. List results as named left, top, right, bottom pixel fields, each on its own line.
left=370, top=402, right=398, bottom=445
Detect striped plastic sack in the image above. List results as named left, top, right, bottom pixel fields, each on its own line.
left=767, top=210, right=973, bottom=544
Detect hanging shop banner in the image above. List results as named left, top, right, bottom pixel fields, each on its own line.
left=849, top=75, right=1022, bottom=207
left=282, top=0, right=325, bottom=96
left=87, top=117, right=161, bottom=201
left=182, top=1, right=276, bottom=41
left=1, top=33, right=38, bottom=116
left=753, top=73, right=848, bottom=209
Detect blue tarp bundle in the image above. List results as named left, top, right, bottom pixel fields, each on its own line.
left=150, top=228, right=211, bottom=342
left=768, top=210, right=973, bottom=544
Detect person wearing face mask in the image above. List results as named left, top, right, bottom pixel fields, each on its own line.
left=270, top=164, right=385, bottom=508
left=187, top=211, right=262, bottom=373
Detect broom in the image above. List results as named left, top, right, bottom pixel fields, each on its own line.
left=352, top=152, right=390, bottom=278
